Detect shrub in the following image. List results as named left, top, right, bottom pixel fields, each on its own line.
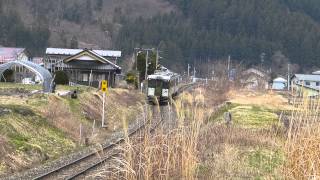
left=125, top=72, right=138, bottom=88
left=54, top=71, right=69, bottom=85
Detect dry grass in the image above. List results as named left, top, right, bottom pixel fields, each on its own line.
left=80, top=89, right=145, bottom=143
left=284, top=97, right=320, bottom=179
left=0, top=84, right=145, bottom=175
left=228, top=89, right=290, bottom=110
left=83, top=84, right=293, bottom=179
left=43, top=95, right=88, bottom=141
left=197, top=87, right=285, bottom=179
left=198, top=124, right=283, bottom=179
left=91, top=90, right=210, bottom=179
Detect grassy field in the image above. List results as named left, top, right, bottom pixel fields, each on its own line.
left=0, top=82, right=42, bottom=91
left=199, top=89, right=288, bottom=179
left=199, top=101, right=284, bottom=179
left=0, top=104, right=76, bottom=174
left=0, top=83, right=146, bottom=175
left=90, top=85, right=287, bottom=179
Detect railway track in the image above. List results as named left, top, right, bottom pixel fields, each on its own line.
left=2, top=83, right=197, bottom=180
left=31, top=105, right=168, bottom=180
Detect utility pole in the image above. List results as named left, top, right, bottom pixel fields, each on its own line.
left=135, top=49, right=138, bottom=71
left=260, top=52, right=265, bottom=71
left=187, top=64, right=190, bottom=77
left=156, top=49, right=159, bottom=69
left=287, top=63, right=290, bottom=91
left=145, top=50, right=149, bottom=80
left=227, top=55, right=231, bottom=73
left=227, top=55, right=231, bottom=79
left=134, top=47, right=154, bottom=80
left=193, top=66, right=196, bottom=78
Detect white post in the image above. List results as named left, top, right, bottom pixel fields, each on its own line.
left=92, top=120, right=96, bottom=136
left=79, top=124, right=82, bottom=144
left=141, top=82, right=144, bottom=93
left=145, top=51, right=149, bottom=80
left=287, top=63, right=290, bottom=91
left=102, top=92, right=106, bottom=127
left=168, top=104, right=171, bottom=123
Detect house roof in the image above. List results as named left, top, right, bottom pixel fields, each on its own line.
left=242, top=68, right=266, bottom=78
left=312, top=70, right=320, bottom=75
left=63, top=49, right=121, bottom=70
left=294, top=83, right=320, bottom=91
left=0, top=47, right=26, bottom=62
left=273, top=77, right=287, bottom=83
left=46, top=48, right=121, bottom=58
left=292, top=74, right=320, bottom=82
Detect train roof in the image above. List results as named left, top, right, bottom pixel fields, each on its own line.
left=148, top=67, right=179, bottom=81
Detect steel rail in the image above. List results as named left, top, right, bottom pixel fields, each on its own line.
left=32, top=83, right=197, bottom=180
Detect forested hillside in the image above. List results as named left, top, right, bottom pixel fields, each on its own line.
left=117, top=0, right=320, bottom=69
left=1, top=0, right=320, bottom=70
left=0, top=0, right=173, bottom=55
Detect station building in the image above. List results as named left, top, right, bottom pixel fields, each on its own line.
left=44, top=48, right=122, bottom=87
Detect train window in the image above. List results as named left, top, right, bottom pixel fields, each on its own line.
left=148, top=79, right=156, bottom=88
left=163, top=81, right=169, bottom=89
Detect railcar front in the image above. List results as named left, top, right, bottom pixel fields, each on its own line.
left=147, top=75, right=171, bottom=105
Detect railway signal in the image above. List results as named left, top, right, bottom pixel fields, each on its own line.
left=101, top=80, right=108, bottom=128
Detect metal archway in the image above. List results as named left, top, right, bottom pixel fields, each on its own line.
left=0, top=60, right=53, bottom=92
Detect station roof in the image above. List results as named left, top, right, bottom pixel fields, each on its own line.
left=63, top=49, right=121, bottom=70
left=46, top=48, right=121, bottom=58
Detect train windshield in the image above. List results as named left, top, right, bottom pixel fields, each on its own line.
left=148, top=79, right=169, bottom=89
left=163, top=81, right=169, bottom=89
left=148, top=79, right=157, bottom=88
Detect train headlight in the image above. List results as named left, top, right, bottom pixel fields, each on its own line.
left=148, top=88, right=155, bottom=96
left=162, top=89, right=169, bottom=97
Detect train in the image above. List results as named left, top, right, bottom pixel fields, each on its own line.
left=147, top=67, right=181, bottom=105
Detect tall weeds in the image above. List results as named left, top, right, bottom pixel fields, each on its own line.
left=44, top=95, right=88, bottom=141
left=285, top=96, right=320, bottom=179
left=103, top=91, right=211, bottom=179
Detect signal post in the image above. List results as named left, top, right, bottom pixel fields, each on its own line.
left=101, top=80, right=108, bottom=128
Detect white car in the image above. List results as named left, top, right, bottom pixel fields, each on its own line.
left=22, top=78, right=35, bottom=84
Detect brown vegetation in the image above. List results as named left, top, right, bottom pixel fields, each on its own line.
left=284, top=97, right=320, bottom=179
left=43, top=95, right=89, bottom=140
left=90, top=90, right=210, bottom=179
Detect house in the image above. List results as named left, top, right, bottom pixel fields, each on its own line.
left=32, top=57, right=44, bottom=66
left=272, top=77, right=287, bottom=90
left=0, top=47, right=29, bottom=64
left=240, top=68, right=269, bottom=90
left=312, top=70, right=320, bottom=75
left=291, top=74, right=320, bottom=96
left=44, top=48, right=122, bottom=87
left=291, top=74, right=320, bottom=88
